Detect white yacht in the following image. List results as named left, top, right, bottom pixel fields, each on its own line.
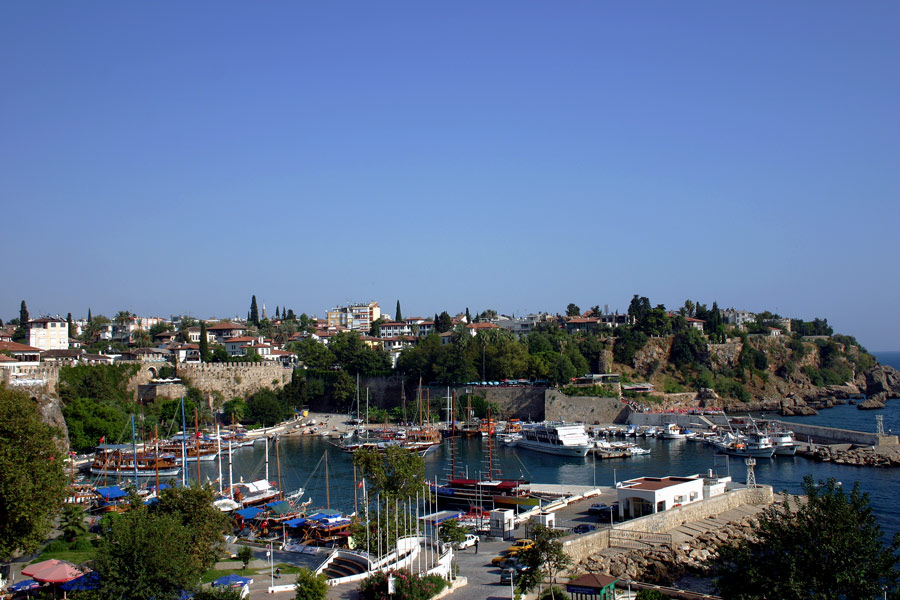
left=660, top=423, right=686, bottom=439
left=517, top=423, right=592, bottom=457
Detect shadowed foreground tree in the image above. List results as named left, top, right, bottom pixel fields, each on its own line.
left=713, top=476, right=900, bottom=599
left=0, top=386, right=68, bottom=560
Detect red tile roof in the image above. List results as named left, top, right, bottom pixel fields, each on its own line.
left=207, top=321, right=245, bottom=331
left=0, top=341, right=43, bottom=352
left=225, top=336, right=257, bottom=343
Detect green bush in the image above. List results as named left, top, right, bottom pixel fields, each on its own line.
left=537, top=587, right=569, bottom=600
left=560, top=385, right=618, bottom=398
left=663, top=378, right=684, bottom=394
left=73, top=538, right=94, bottom=552
left=359, top=569, right=446, bottom=600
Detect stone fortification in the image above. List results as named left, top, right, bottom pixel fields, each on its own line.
left=175, top=362, right=291, bottom=400
left=449, top=385, right=547, bottom=421
left=0, top=364, right=61, bottom=393
left=544, top=389, right=629, bottom=424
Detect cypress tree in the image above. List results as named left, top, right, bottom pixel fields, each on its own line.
left=199, top=321, right=210, bottom=362
left=19, top=300, right=28, bottom=325
left=395, top=300, right=402, bottom=322
left=275, top=306, right=280, bottom=319
left=67, top=313, right=74, bottom=338
left=465, top=307, right=471, bottom=323
left=250, top=296, right=259, bottom=326
left=87, top=308, right=92, bottom=323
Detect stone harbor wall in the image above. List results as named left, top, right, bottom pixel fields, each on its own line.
left=175, top=362, right=291, bottom=399
left=544, top=390, right=630, bottom=424
left=450, top=385, right=547, bottom=421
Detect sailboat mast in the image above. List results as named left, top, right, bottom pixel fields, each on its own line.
left=155, top=425, right=159, bottom=493
left=276, top=435, right=282, bottom=493
left=265, top=435, right=270, bottom=482
left=180, top=396, right=187, bottom=487
left=228, top=438, right=234, bottom=499
left=195, top=408, right=201, bottom=483
left=216, top=424, right=223, bottom=495
left=131, top=414, right=138, bottom=482
left=325, top=450, right=330, bottom=509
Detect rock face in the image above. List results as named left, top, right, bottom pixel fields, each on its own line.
left=781, top=405, right=818, bottom=416
left=32, top=391, right=69, bottom=452
left=798, top=444, right=900, bottom=467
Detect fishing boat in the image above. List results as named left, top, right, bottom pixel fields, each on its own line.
left=516, top=422, right=592, bottom=457
left=767, top=427, right=797, bottom=455
left=660, top=423, right=686, bottom=439
left=431, top=478, right=537, bottom=510
left=712, top=431, right=776, bottom=458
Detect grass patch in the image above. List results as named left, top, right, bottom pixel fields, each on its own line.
left=200, top=563, right=303, bottom=583
left=33, top=548, right=95, bottom=565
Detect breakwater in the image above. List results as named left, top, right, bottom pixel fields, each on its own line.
left=772, top=419, right=898, bottom=446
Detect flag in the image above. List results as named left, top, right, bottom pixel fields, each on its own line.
left=357, top=481, right=364, bottom=489
left=99, top=436, right=105, bottom=444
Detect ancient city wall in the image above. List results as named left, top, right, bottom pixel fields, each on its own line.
left=460, top=386, right=547, bottom=421
left=544, top=390, right=630, bottom=424
left=175, top=362, right=291, bottom=400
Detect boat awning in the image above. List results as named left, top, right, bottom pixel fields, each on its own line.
left=95, top=486, right=128, bottom=500
left=266, top=501, right=292, bottom=515
left=235, top=507, right=262, bottom=520
left=284, top=517, right=307, bottom=527
left=308, top=512, right=342, bottom=521
left=241, top=479, right=271, bottom=493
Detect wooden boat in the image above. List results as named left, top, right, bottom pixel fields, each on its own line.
left=90, top=445, right=181, bottom=477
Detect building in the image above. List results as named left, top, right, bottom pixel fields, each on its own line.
left=206, top=321, right=247, bottom=344
left=326, top=302, right=381, bottom=332
left=26, top=318, right=69, bottom=350
left=684, top=316, right=706, bottom=332
left=224, top=336, right=259, bottom=357
left=378, top=322, right=412, bottom=338
left=720, top=308, right=756, bottom=326
left=0, top=340, right=43, bottom=362
left=495, top=313, right=555, bottom=337
left=616, top=475, right=705, bottom=519
left=566, top=574, right=619, bottom=600
left=465, top=322, right=500, bottom=336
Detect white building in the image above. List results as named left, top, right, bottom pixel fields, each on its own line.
left=326, top=302, right=380, bottom=332
left=616, top=475, right=705, bottom=519
left=26, top=318, right=69, bottom=350
left=720, top=308, right=756, bottom=326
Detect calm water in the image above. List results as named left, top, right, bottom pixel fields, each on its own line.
left=174, top=351, right=900, bottom=540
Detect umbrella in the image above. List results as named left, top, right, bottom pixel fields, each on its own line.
left=60, top=571, right=101, bottom=591
left=7, top=580, right=41, bottom=592
left=212, top=574, right=253, bottom=588
left=29, top=562, right=83, bottom=584
left=21, top=559, right=65, bottom=578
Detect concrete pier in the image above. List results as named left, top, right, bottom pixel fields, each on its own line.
left=772, top=420, right=898, bottom=446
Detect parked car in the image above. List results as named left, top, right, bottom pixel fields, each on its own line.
left=588, top=503, right=612, bottom=514
left=505, top=538, right=535, bottom=556
left=573, top=524, right=596, bottom=534
left=500, top=568, right=518, bottom=584
left=456, top=534, right=479, bottom=550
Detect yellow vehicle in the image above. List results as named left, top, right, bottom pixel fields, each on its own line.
left=505, top=539, right=535, bottom=556
left=491, top=553, right=511, bottom=565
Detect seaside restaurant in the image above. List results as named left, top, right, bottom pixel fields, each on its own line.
left=566, top=573, right=618, bottom=600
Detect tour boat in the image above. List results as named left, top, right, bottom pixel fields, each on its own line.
left=90, top=445, right=181, bottom=478
left=516, top=422, right=592, bottom=457
left=660, top=423, right=686, bottom=439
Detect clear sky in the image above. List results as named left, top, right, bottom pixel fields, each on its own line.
left=2, top=2, right=898, bottom=350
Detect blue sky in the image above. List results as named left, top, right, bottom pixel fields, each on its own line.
left=2, top=2, right=898, bottom=350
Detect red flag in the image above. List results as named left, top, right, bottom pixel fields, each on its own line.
left=99, top=436, right=105, bottom=444
left=357, top=481, right=364, bottom=489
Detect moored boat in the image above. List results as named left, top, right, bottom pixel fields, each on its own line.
left=516, top=422, right=592, bottom=457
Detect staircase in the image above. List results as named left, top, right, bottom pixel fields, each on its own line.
left=320, top=553, right=370, bottom=580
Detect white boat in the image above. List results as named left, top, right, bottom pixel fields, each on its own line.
left=628, top=446, right=651, bottom=455
left=516, top=423, right=592, bottom=457
left=497, top=433, right=521, bottom=446
left=712, top=431, right=775, bottom=458
left=660, top=423, right=686, bottom=439
left=768, top=428, right=797, bottom=455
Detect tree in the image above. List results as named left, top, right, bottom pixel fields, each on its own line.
left=353, top=445, right=426, bottom=501
left=237, top=545, right=253, bottom=570
left=155, top=483, right=230, bottom=573
left=435, top=311, right=453, bottom=333
left=250, top=295, right=260, bottom=326
left=67, top=312, right=75, bottom=338
left=223, top=398, right=247, bottom=424
left=93, top=507, right=200, bottom=599
left=131, top=328, right=152, bottom=348
left=713, top=476, right=900, bottom=599
left=565, top=303, right=581, bottom=317
left=395, top=300, right=403, bottom=322
left=60, top=503, right=88, bottom=543
left=87, top=308, right=92, bottom=323
left=438, top=518, right=468, bottom=546
left=199, top=321, right=210, bottom=362
left=0, top=387, right=68, bottom=559
left=247, top=388, right=286, bottom=426
left=13, top=299, right=29, bottom=342
left=294, top=567, right=329, bottom=600
left=517, top=523, right=571, bottom=597
left=19, top=300, right=29, bottom=326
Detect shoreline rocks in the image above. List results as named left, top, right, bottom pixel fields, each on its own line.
left=797, top=444, right=900, bottom=468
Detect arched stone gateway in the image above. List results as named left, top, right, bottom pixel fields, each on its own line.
left=148, top=366, right=158, bottom=378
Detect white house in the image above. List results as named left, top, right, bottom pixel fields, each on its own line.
left=616, top=475, right=705, bottom=519
left=26, top=318, right=69, bottom=350
left=224, top=336, right=258, bottom=357
left=378, top=322, right=412, bottom=338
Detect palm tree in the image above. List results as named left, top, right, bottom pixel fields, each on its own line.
left=61, top=504, right=88, bottom=542
left=131, top=328, right=152, bottom=348
left=113, top=310, right=133, bottom=327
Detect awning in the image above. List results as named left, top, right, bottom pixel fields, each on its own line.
left=95, top=486, right=128, bottom=500
left=60, top=571, right=101, bottom=591
left=284, top=517, right=307, bottom=527
left=235, top=507, right=262, bottom=520
left=265, top=501, right=291, bottom=515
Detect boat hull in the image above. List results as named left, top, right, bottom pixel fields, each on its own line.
left=91, top=467, right=181, bottom=477
left=515, top=439, right=590, bottom=457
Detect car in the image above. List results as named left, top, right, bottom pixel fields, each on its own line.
left=455, top=534, right=479, bottom=550
left=588, top=503, right=612, bottom=514
left=491, top=554, right=511, bottom=565
left=573, top=524, right=596, bottom=534
left=505, top=539, right=535, bottom=555
left=500, top=568, right=518, bottom=584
